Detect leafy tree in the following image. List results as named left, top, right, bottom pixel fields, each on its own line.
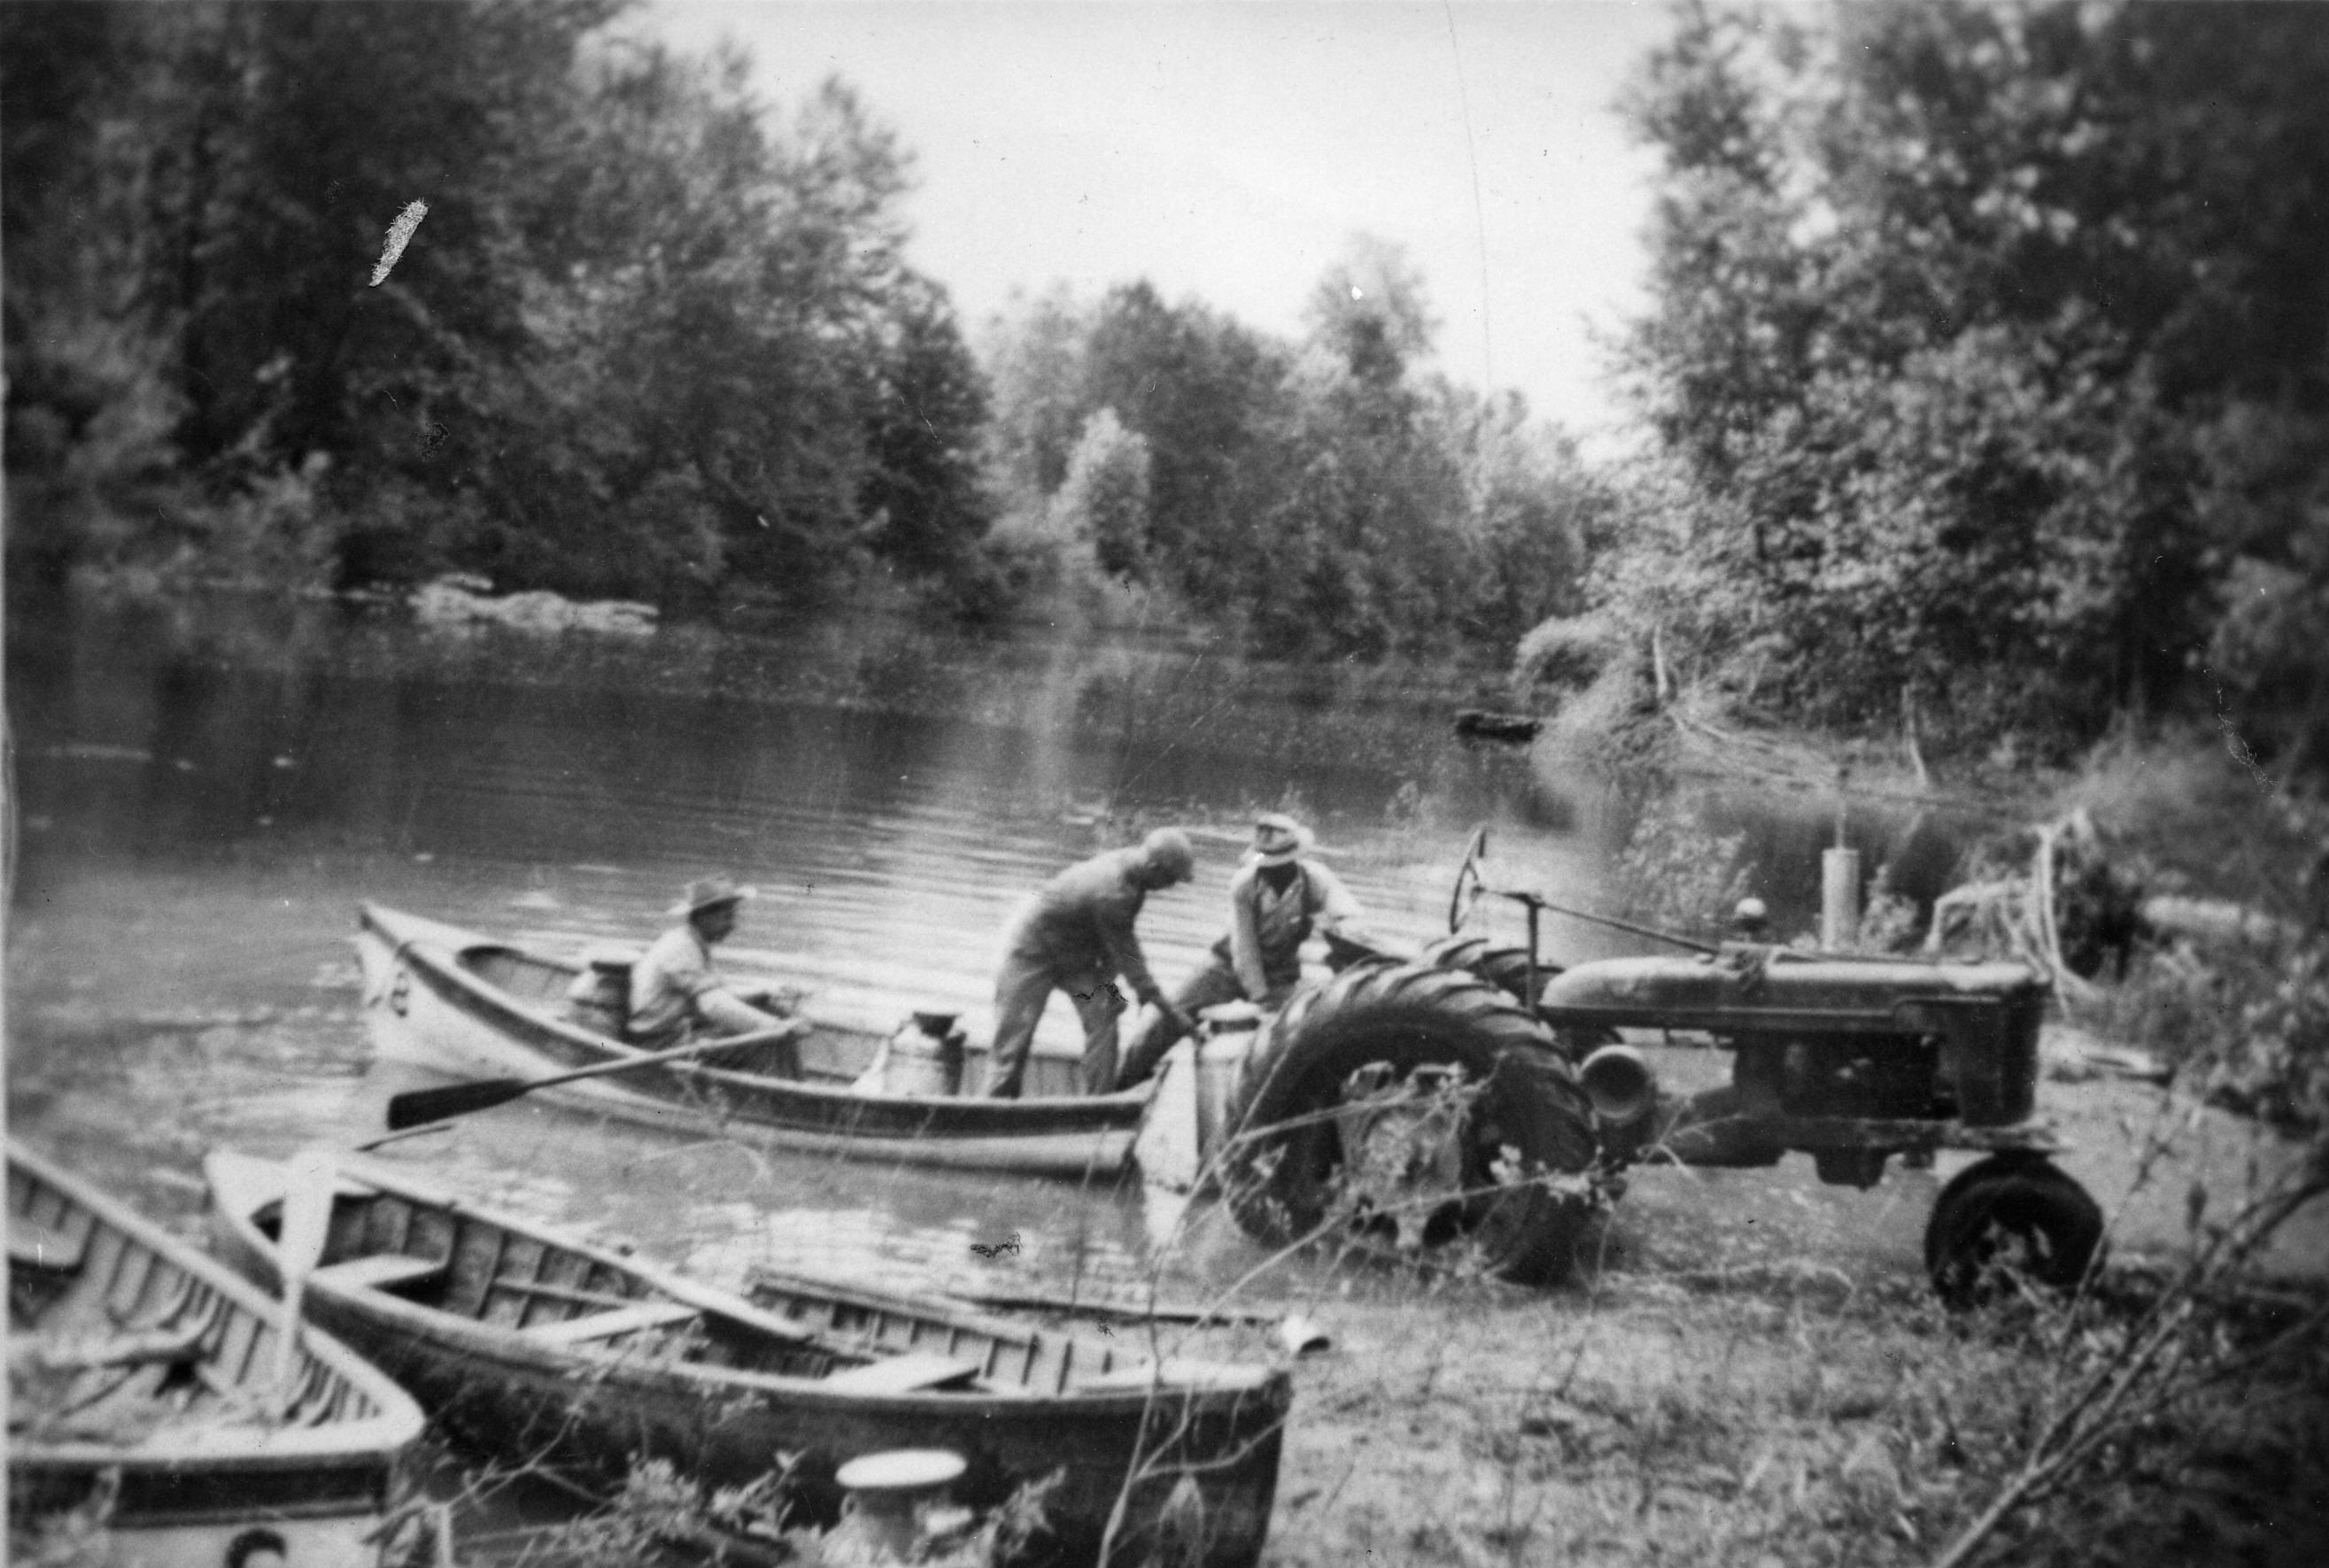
left=858, top=274, right=996, bottom=583
left=1052, top=409, right=1152, bottom=580
left=1614, top=0, right=2329, bottom=761
left=1079, top=282, right=1289, bottom=610
left=1247, top=241, right=1471, bottom=658
left=4, top=2, right=996, bottom=614
left=1443, top=391, right=1613, bottom=645
left=979, top=283, right=1092, bottom=506
left=971, top=238, right=1603, bottom=660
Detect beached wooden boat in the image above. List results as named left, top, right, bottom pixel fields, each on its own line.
left=356, top=903, right=1153, bottom=1178
left=205, top=1148, right=1291, bottom=1568
left=10, top=1141, right=427, bottom=1568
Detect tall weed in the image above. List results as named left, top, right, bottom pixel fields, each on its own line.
left=1610, top=792, right=1750, bottom=940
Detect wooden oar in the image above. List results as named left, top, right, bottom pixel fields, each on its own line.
left=354, top=1121, right=459, bottom=1154
left=383, top=1023, right=806, bottom=1130
left=271, top=1142, right=337, bottom=1416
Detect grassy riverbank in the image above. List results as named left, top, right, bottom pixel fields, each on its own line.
left=1257, top=1262, right=2326, bottom=1568
left=1222, top=1026, right=2329, bottom=1568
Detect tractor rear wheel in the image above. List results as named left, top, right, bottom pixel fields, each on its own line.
left=1422, top=933, right=1556, bottom=1003
left=1422, top=934, right=1622, bottom=1060
left=1219, top=963, right=1599, bottom=1286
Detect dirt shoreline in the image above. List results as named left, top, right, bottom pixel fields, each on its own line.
left=1155, top=1053, right=2329, bottom=1568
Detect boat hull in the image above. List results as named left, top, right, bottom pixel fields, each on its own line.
left=205, top=1150, right=1288, bottom=1568
left=356, top=903, right=1149, bottom=1178
left=9, top=1143, right=426, bottom=1568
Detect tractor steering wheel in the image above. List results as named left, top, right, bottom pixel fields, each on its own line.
left=1447, top=825, right=1489, bottom=933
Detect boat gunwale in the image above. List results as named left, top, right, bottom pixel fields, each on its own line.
left=359, top=902, right=1157, bottom=1131
left=9, top=1141, right=426, bottom=1475
left=205, top=1150, right=1283, bottom=1417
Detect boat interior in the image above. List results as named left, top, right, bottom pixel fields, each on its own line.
left=10, top=1162, right=368, bottom=1448
left=457, top=944, right=988, bottom=1090
left=254, top=1178, right=1142, bottom=1397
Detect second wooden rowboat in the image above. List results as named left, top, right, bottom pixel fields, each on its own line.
left=356, top=902, right=1153, bottom=1178
left=10, top=1141, right=427, bottom=1568
left=204, top=1147, right=1291, bottom=1568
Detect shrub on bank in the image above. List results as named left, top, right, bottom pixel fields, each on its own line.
left=2041, top=734, right=2329, bottom=1132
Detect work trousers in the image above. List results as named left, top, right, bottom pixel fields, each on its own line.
left=1113, top=957, right=1251, bottom=1090
left=986, top=952, right=1126, bottom=1099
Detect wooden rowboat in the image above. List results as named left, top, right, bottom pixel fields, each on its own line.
left=205, top=1148, right=1291, bottom=1568
left=356, top=903, right=1154, bottom=1178
left=10, top=1141, right=427, bottom=1568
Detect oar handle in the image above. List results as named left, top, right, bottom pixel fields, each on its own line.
left=383, top=1021, right=809, bottom=1130
left=522, top=1029, right=789, bottom=1091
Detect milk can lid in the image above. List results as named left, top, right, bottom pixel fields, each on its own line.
left=835, top=1448, right=967, bottom=1493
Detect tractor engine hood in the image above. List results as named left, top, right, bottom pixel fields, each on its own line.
left=1536, top=949, right=2043, bottom=1034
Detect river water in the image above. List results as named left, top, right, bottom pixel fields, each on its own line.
left=32, top=587, right=2310, bottom=1303
left=12, top=589, right=1734, bottom=1301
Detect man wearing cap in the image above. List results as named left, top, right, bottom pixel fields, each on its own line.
left=628, top=876, right=795, bottom=1050
left=985, top=828, right=1198, bottom=1098
left=1115, top=812, right=1363, bottom=1089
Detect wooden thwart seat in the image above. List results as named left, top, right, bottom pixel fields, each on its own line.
left=524, top=1301, right=700, bottom=1345
left=820, top=1351, right=982, bottom=1394
left=313, top=1254, right=450, bottom=1293
left=8, top=1216, right=87, bottom=1273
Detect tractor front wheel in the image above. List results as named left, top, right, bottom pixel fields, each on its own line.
left=1923, top=1156, right=2104, bottom=1309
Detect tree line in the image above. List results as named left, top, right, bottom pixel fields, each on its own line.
left=4, top=0, right=1606, bottom=661
left=977, top=246, right=1608, bottom=659
left=5, top=0, right=990, bottom=609
left=10, top=1, right=2325, bottom=770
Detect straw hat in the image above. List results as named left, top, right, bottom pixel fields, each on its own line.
left=1252, top=812, right=1312, bottom=866
left=671, top=875, right=756, bottom=919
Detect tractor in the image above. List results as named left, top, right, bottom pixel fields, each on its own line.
left=1215, top=828, right=2103, bottom=1307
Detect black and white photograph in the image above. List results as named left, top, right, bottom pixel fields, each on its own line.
left=7, top=2, right=2328, bottom=1564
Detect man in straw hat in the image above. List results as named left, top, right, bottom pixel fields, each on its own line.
left=627, top=875, right=797, bottom=1051
left=1115, top=811, right=1364, bottom=1089
left=986, top=828, right=1198, bottom=1098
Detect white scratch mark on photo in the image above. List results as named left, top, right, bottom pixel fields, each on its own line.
left=370, top=200, right=429, bottom=286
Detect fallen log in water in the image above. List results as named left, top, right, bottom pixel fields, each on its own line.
left=1454, top=709, right=1542, bottom=742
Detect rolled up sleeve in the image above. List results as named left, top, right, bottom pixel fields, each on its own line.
left=1095, top=890, right=1162, bottom=1004
left=1227, top=868, right=1270, bottom=997
left=1308, top=861, right=1362, bottom=931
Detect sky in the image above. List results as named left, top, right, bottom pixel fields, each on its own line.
left=644, top=1, right=1675, bottom=444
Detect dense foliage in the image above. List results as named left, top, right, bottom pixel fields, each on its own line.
left=5, top=2, right=1606, bottom=654
left=1600, top=0, right=2329, bottom=769
left=3, top=0, right=994, bottom=607
left=977, top=248, right=1613, bottom=659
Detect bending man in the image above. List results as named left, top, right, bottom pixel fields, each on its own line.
left=1115, top=812, right=1361, bottom=1088
left=986, top=829, right=1197, bottom=1098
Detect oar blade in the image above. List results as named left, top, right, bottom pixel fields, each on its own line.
left=277, top=1146, right=338, bottom=1272
left=385, top=1078, right=526, bottom=1131
left=272, top=1142, right=338, bottom=1413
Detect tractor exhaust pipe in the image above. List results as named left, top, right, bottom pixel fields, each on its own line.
left=1579, top=1044, right=1659, bottom=1128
